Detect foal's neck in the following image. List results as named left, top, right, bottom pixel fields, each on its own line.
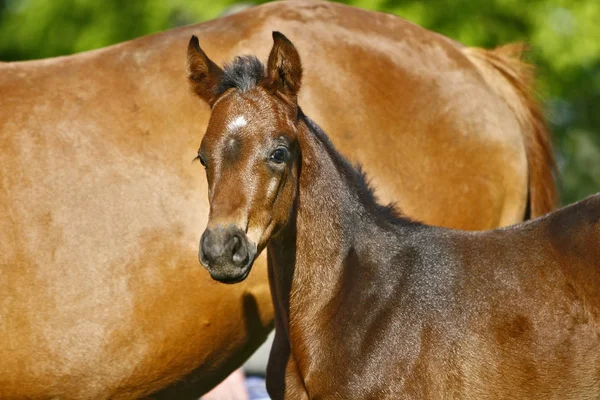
left=268, top=112, right=415, bottom=352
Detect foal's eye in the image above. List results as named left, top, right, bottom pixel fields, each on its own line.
left=195, top=151, right=207, bottom=168
left=269, top=147, right=288, bottom=164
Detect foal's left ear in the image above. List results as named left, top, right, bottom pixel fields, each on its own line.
left=186, top=35, right=224, bottom=107
left=265, top=32, right=302, bottom=98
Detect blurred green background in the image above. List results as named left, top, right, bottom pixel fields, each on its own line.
left=1, top=0, right=598, bottom=204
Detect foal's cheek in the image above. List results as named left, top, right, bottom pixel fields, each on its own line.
left=202, top=171, right=213, bottom=197
left=274, top=175, right=296, bottom=224
left=266, top=176, right=279, bottom=201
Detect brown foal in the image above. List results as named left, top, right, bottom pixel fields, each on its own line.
left=190, top=32, right=600, bottom=399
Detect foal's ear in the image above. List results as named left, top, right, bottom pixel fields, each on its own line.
left=265, top=32, right=302, bottom=98
left=186, top=35, right=224, bottom=107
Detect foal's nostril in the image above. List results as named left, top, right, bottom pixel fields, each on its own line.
left=230, top=235, right=241, bottom=255
left=200, top=231, right=215, bottom=266
left=202, top=231, right=222, bottom=261
left=231, top=235, right=249, bottom=265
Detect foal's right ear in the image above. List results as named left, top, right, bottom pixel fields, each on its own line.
left=186, top=35, right=224, bottom=107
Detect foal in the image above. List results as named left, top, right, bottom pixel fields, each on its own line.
left=188, top=33, right=600, bottom=399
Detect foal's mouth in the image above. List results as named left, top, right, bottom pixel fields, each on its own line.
left=202, top=255, right=256, bottom=284
left=210, top=266, right=253, bottom=284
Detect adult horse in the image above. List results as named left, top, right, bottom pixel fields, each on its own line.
left=0, top=1, right=554, bottom=398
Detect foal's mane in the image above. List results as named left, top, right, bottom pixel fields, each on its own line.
left=300, top=110, right=420, bottom=228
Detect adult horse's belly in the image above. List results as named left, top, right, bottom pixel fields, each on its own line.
left=0, top=1, right=529, bottom=398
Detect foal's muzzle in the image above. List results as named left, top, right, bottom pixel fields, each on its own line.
left=199, top=225, right=257, bottom=283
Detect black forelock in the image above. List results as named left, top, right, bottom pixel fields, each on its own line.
left=217, top=55, right=265, bottom=95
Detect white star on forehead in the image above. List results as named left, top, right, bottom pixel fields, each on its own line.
left=227, top=115, right=247, bottom=131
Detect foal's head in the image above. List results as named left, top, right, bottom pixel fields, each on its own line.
left=187, top=32, right=303, bottom=283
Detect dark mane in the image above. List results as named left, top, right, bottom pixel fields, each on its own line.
left=300, top=110, right=420, bottom=227
left=217, top=55, right=265, bottom=95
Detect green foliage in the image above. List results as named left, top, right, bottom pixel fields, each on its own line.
left=1, top=0, right=598, bottom=204
left=0, top=0, right=239, bottom=59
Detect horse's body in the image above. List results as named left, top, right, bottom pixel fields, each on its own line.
left=0, top=1, right=554, bottom=398
left=190, top=33, right=597, bottom=399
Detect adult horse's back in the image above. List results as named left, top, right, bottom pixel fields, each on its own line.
left=0, top=1, right=555, bottom=398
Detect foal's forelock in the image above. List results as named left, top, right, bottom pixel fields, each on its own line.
left=217, top=56, right=265, bottom=95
